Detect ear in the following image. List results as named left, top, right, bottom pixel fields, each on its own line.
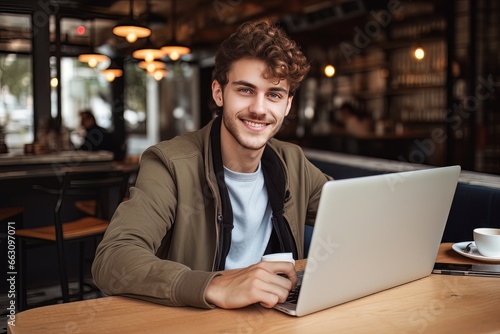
left=212, top=80, right=223, bottom=107
left=284, top=95, right=294, bottom=117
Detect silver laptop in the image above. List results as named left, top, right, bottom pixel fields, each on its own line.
left=275, top=165, right=461, bottom=316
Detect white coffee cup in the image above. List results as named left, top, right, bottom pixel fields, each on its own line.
left=473, top=228, right=500, bottom=258
left=261, top=252, right=295, bottom=265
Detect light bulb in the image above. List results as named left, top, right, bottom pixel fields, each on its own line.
left=169, top=52, right=180, bottom=61
left=145, top=53, right=154, bottom=63
left=152, top=68, right=166, bottom=80
left=88, top=58, right=97, bottom=68
left=50, top=78, right=58, bottom=88
left=414, top=47, right=425, bottom=60
left=126, top=32, right=138, bottom=43
left=105, top=72, right=116, bottom=82
left=324, top=65, right=335, bottom=77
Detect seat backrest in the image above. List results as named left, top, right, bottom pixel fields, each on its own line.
left=56, top=170, right=131, bottom=221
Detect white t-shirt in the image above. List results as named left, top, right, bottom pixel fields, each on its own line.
left=223, top=162, right=272, bottom=270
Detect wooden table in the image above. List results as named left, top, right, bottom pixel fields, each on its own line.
left=7, top=243, right=500, bottom=333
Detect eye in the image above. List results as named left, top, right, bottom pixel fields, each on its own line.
left=238, top=87, right=253, bottom=94
left=268, top=92, right=282, bottom=99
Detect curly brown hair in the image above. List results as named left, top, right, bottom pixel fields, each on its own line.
left=210, top=20, right=310, bottom=114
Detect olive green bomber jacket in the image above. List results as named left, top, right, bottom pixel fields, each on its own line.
left=91, top=118, right=332, bottom=309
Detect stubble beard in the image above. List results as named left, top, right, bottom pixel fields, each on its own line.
left=222, top=113, right=282, bottom=151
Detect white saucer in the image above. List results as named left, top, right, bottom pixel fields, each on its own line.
left=452, top=241, right=500, bottom=263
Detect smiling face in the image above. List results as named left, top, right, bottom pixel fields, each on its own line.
left=212, top=58, right=293, bottom=168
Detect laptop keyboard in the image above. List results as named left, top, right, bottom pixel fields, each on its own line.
left=284, top=270, right=304, bottom=304
left=286, top=284, right=301, bottom=304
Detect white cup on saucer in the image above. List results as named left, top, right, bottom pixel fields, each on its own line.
left=261, top=252, right=295, bottom=265
left=473, top=228, right=500, bottom=258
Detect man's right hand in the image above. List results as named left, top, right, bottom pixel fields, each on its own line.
left=204, top=261, right=297, bottom=309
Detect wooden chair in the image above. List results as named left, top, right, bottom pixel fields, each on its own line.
left=15, top=169, right=131, bottom=310
left=74, top=199, right=99, bottom=216
left=0, top=207, right=24, bottom=222
left=74, top=165, right=136, bottom=216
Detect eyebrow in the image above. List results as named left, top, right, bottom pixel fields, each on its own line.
left=231, top=80, right=289, bottom=95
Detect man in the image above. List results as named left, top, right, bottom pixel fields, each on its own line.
left=78, top=109, right=123, bottom=160
left=92, top=20, right=331, bottom=310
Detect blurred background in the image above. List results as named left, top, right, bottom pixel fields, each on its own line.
left=0, top=0, right=499, bottom=174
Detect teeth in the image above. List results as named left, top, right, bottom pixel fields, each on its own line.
left=244, top=120, right=266, bottom=128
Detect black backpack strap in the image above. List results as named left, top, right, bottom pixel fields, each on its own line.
left=210, top=116, right=234, bottom=270
left=262, top=146, right=298, bottom=259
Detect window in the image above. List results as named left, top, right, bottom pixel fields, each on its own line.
left=0, top=13, right=33, bottom=151
left=124, top=62, right=147, bottom=134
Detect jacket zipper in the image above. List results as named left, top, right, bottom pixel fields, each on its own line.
left=213, top=213, right=223, bottom=271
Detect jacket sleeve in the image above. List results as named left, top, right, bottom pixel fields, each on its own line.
left=91, top=148, right=218, bottom=308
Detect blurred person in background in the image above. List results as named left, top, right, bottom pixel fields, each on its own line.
left=78, top=109, right=123, bottom=160
left=338, top=102, right=372, bottom=137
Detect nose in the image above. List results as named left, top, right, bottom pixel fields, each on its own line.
left=249, top=94, right=266, bottom=115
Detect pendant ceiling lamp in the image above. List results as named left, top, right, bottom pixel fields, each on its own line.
left=161, top=0, right=190, bottom=61
left=113, top=0, right=151, bottom=43
left=161, top=44, right=190, bottom=62
left=132, top=38, right=165, bottom=62
left=78, top=53, right=109, bottom=69
left=152, top=68, right=167, bottom=81
left=138, top=60, right=165, bottom=74
left=101, top=59, right=123, bottom=82
left=78, top=20, right=109, bottom=68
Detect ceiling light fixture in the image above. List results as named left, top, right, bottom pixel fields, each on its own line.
left=113, top=0, right=151, bottom=43
left=161, top=44, right=190, bottom=62
left=132, top=38, right=165, bottom=62
left=138, top=60, right=165, bottom=74
left=101, top=59, right=123, bottom=82
left=78, top=19, right=109, bottom=68
left=78, top=53, right=109, bottom=68
left=153, top=68, right=167, bottom=81
left=161, top=0, right=190, bottom=61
